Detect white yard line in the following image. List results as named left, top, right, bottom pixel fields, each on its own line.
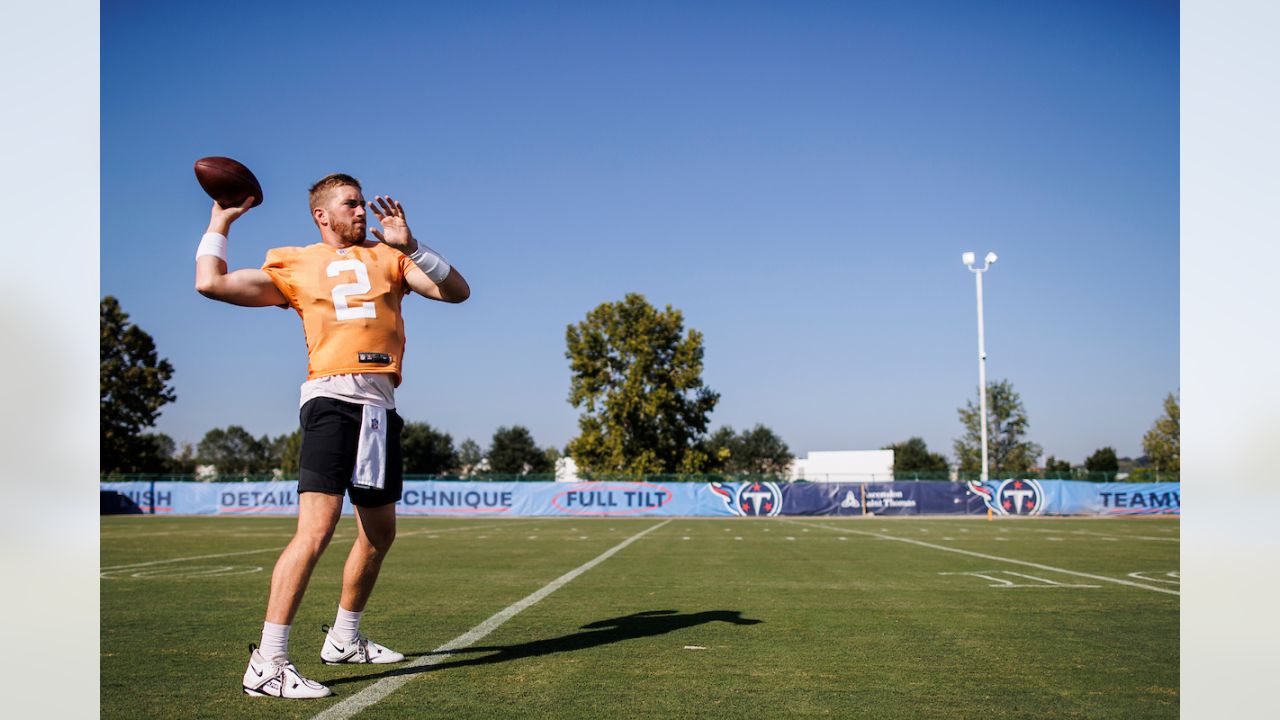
left=783, top=519, right=1179, bottom=596
left=897, top=520, right=1180, bottom=543
left=101, top=522, right=509, bottom=572
left=101, top=546, right=289, bottom=571
left=310, top=519, right=672, bottom=720
left=986, top=526, right=1180, bottom=543
left=1057, top=529, right=1179, bottom=542
left=394, top=522, right=516, bottom=539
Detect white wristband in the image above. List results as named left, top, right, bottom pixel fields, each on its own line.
left=196, top=232, right=228, bottom=261
left=408, top=243, right=452, bottom=284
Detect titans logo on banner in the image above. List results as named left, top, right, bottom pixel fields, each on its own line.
left=968, top=478, right=1045, bottom=516
left=709, top=481, right=783, bottom=517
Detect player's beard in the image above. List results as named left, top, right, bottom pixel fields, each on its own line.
left=333, top=217, right=367, bottom=244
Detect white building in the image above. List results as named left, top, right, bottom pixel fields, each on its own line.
left=555, top=455, right=582, bottom=482
left=789, top=450, right=895, bottom=483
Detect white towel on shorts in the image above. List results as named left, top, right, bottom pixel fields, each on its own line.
left=351, top=404, right=388, bottom=489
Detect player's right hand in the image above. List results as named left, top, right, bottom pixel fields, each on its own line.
left=208, top=196, right=255, bottom=235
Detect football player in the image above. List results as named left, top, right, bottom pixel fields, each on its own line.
left=195, top=173, right=470, bottom=699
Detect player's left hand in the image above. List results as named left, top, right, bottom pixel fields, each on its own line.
left=369, top=195, right=418, bottom=253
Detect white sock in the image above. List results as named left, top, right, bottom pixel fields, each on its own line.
left=260, top=621, right=290, bottom=663
left=332, top=606, right=363, bottom=642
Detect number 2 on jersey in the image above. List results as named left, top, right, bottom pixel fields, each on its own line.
left=327, top=259, right=377, bottom=321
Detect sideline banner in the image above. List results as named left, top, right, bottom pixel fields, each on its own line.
left=100, top=480, right=1179, bottom=517
left=403, top=481, right=735, bottom=517
left=963, top=479, right=1180, bottom=516
left=99, top=481, right=736, bottom=517
left=100, top=481, right=335, bottom=515
left=1050, top=481, right=1180, bottom=515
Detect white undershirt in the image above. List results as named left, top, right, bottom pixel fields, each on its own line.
left=299, top=373, right=396, bottom=410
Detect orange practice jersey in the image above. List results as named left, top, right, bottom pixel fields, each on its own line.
left=262, top=242, right=416, bottom=386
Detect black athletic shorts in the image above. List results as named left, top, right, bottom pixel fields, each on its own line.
left=298, top=397, right=404, bottom=507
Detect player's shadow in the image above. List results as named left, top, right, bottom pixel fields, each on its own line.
left=326, top=609, right=762, bottom=686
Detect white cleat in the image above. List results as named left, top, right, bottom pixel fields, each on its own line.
left=242, top=644, right=333, bottom=699
left=320, top=625, right=406, bottom=664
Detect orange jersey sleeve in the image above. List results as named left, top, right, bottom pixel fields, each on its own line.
left=262, top=242, right=415, bottom=385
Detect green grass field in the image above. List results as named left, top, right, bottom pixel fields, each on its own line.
left=101, top=515, right=1179, bottom=719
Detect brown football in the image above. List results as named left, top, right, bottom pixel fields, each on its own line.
left=193, top=156, right=264, bottom=208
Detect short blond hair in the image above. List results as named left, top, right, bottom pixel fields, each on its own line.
left=308, top=173, right=362, bottom=210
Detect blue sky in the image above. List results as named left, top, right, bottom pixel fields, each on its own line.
left=101, top=0, right=1178, bottom=463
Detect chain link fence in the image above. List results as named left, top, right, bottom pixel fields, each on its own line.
left=101, top=469, right=1178, bottom=484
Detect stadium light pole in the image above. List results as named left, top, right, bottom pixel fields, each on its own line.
left=962, top=251, right=998, bottom=483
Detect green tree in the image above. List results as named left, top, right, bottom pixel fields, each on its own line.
left=171, top=442, right=198, bottom=475
left=707, top=425, right=793, bottom=475
left=275, top=429, right=303, bottom=475
left=543, top=446, right=563, bottom=471
left=100, top=296, right=177, bottom=473
left=402, top=422, right=458, bottom=474
left=565, top=294, right=719, bottom=474
left=133, top=432, right=176, bottom=474
left=1043, top=455, right=1072, bottom=477
left=1142, top=393, right=1179, bottom=473
left=488, top=426, right=553, bottom=474
left=457, top=438, right=485, bottom=476
left=703, top=427, right=737, bottom=471
left=197, top=425, right=274, bottom=475
left=954, top=379, right=1043, bottom=477
left=884, top=437, right=949, bottom=473
left=1085, top=446, right=1119, bottom=473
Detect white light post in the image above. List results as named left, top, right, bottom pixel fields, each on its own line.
left=962, top=251, right=998, bottom=482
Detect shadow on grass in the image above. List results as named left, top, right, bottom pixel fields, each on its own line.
left=326, top=609, right=762, bottom=687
